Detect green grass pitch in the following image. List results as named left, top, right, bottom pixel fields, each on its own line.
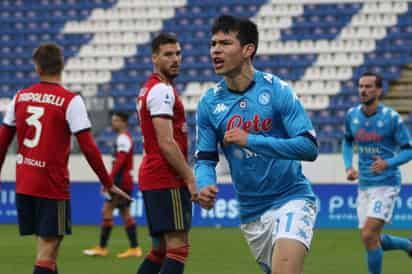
left=0, top=225, right=410, bottom=274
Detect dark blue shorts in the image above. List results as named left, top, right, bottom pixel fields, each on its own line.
left=142, top=187, right=192, bottom=236
left=16, top=194, right=71, bottom=237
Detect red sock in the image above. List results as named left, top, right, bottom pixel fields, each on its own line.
left=147, top=247, right=166, bottom=264
left=35, top=260, right=56, bottom=271
left=166, top=245, right=189, bottom=264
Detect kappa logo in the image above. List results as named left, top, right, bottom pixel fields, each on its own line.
left=213, top=103, right=227, bottom=114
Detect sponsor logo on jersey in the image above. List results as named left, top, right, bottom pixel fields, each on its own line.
left=355, top=128, right=382, bottom=142
left=214, top=103, right=228, bottom=114
left=226, top=114, right=272, bottom=132
left=358, top=146, right=380, bottom=154
left=16, top=154, right=46, bottom=168
left=239, top=100, right=247, bottom=109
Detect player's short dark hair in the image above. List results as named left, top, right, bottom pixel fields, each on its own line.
left=151, top=33, right=178, bottom=54
left=111, top=111, right=130, bottom=123
left=211, top=15, right=259, bottom=59
left=360, top=71, right=383, bottom=88
left=32, top=43, right=64, bottom=75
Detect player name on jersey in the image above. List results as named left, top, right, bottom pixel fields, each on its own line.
left=18, top=92, right=65, bottom=107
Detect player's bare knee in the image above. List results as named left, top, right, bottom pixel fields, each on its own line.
left=361, top=229, right=380, bottom=247
left=119, top=207, right=131, bottom=220
left=102, top=203, right=114, bottom=219
left=37, top=237, right=62, bottom=261
left=165, top=231, right=188, bottom=249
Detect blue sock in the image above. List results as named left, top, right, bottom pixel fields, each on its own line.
left=367, top=247, right=383, bottom=274
left=381, top=234, right=411, bottom=252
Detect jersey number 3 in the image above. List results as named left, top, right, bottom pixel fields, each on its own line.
left=24, top=106, right=44, bottom=148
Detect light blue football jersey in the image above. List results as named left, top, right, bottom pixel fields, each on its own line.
left=195, top=70, right=317, bottom=223
left=344, top=104, right=412, bottom=188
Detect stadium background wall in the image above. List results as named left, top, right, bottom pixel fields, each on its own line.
left=1, top=155, right=412, bottom=228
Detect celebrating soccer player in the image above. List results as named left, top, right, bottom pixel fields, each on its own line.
left=83, top=111, right=142, bottom=258
left=136, top=33, right=196, bottom=274
left=342, top=71, right=412, bottom=274
left=0, top=43, right=130, bottom=274
left=195, top=15, right=319, bottom=274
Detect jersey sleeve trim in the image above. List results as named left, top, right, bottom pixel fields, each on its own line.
left=66, top=95, right=92, bottom=134
left=401, top=144, right=412, bottom=150
left=117, top=134, right=132, bottom=153
left=147, top=83, right=175, bottom=117
left=151, top=114, right=173, bottom=119
left=298, top=131, right=318, bottom=147
left=3, top=96, right=16, bottom=127
left=73, top=127, right=91, bottom=135
left=195, top=151, right=219, bottom=162
left=2, top=122, right=16, bottom=128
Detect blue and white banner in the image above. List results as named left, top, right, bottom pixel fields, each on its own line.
left=1, top=182, right=412, bottom=228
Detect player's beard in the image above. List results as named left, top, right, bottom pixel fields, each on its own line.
left=361, top=94, right=378, bottom=106
left=161, top=66, right=179, bottom=80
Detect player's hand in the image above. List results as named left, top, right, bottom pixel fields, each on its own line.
left=370, top=156, right=388, bottom=173
left=101, top=186, right=112, bottom=200
left=346, top=167, right=358, bottom=181
left=184, top=174, right=199, bottom=202
left=198, top=185, right=218, bottom=209
left=224, top=128, right=248, bottom=146
left=108, top=185, right=133, bottom=201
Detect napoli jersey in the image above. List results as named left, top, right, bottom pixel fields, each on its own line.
left=344, top=104, right=412, bottom=188
left=195, top=70, right=317, bottom=223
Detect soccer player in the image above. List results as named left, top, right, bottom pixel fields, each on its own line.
left=136, top=33, right=196, bottom=274
left=342, top=71, right=412, bottom=274
left=0, top=43, right=130, bottom=274
left=83, top=111, right=142, bottom=258
left=195, top=15, right=318, bottom=274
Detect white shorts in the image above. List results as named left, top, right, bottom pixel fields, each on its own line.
left=357, top=186, right=400, bottom=229
left=240, top=200, right=318, bottom=273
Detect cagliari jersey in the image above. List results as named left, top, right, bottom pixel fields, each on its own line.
left=195, top=70, right=317, bottom=223
left=343, top=103, right=412, bottom=188
left=3, top=82, right=91, bottom=199
left=112, top=132, right=134, bottom=192
left=137, top=74, right=188, bottom=190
